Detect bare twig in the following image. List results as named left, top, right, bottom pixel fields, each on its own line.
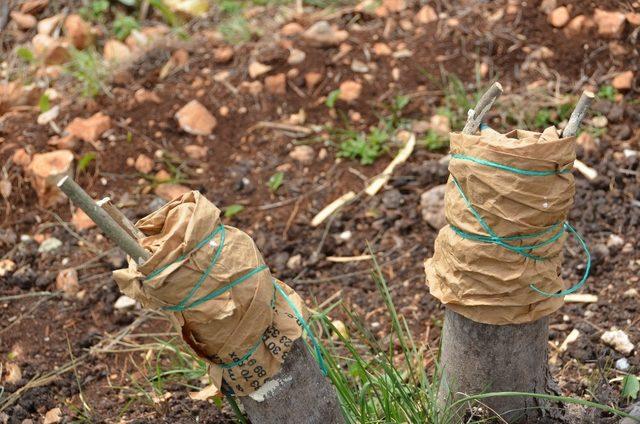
left=56, top=176, right=150, bottom=264
left=562, top=90, right=595, bottom=137
left=462, top=82, right=503, bottom=134
left=98, top=197, right=145, bottom=240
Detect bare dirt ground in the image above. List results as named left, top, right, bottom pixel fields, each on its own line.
left=0, top=0, right=639, bottom=422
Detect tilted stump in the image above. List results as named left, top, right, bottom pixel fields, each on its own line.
left=433, top=85, right=594, bottom=423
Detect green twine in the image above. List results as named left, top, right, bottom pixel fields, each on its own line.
left=144, top=224, right=326, bottom=373
left=449, top=153, right=591, bottom=297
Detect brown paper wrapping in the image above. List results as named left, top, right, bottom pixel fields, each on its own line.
left=113, top=191, right=305, bottom=396
left=425, top=127, right=576, bottom=325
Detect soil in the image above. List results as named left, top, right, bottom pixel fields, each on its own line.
left=0, top=0, right=639, bottom=422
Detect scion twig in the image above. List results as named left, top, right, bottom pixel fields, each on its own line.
left=462, top=82, right=503, bottom=134
left=562, top=90, right=595, bottom=137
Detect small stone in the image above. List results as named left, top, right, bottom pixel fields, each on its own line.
left=37, top=105, right=60, bottom=125
left=304, top=72, right=322, bottom=89
left=559, top=328, right=580, bottom=352
left=548, top=6, right=570, bottom=28
left=338, top=80, right=362, bottom=102
left=623, top=288, right=638, bottom=299
left=28, top=150, right=74, bottom=207
left=71, top=209, right=96, bottom=231
left=65, top=112, right=111, bottom=142
left=286, top=254, right=302, bottom=270
left=240, top=80, right=263, bottom=95
left=43, top=407, right=62, bottom=424
left=265, top=73, right=286, bottom=95
left=20, top=0, right=48, bottom=14
left=10, top=11, right=37, bottom=29
left=280, top=22, right=304, bottom=36
left=184, top=144, right=208, bottom=160
left=601, top=329, right=634, bottom=355
left=351, top=59, right=369, bottom=73
left=606, top=234, right=624, bottom=250
left=4, top=362, right=22, bottom=384
left=155, top=184, right=190, bottom=201
left=103, top=39, right=132, bottom=62
left=593, top=9, right=626, bottom=39
left=382, top=0, right=405, bottom=12
left=0, top=259, right=16, bottom=277
left=38, top=237, right=63, bottom=253
left=382, top=189, right=403, bottom=209
left=576, top=132, right=598, bottom=155
left=213, top=46, right=234, bottom=63
left=627, top=12, right=640, bottom=26
left=564, top=15, right=594, bottom=35
left=56, top=268, right=79, bottom=295
left=420, top=184, right=446, bottom=230
left=134, top=88, right=161, bottom=104
left=373, top=42, right=392, bottom=55
left=248, top=61, right=272, bottom=79
left=302, top=21, right=349, bottom=47
left=134, top=154, right=154, bottom=173
left=539, top=0, right=556, bottom=13
left=615, top=357, right=630, bottom=371
left=591, top=115, right=608, bottom=128
left=37, top=14, right=63, bottom=35
left=114, top=295, right=137, bottom=310
left=175, top=100, right=217, bottom=135
left=12, top=148, right=31, bottom=167
left=287, top=48, right=306, bottom=65
left=64, top=14, right=93, bottom=49
left=612, top=71, right=634, bottom=91
left=289, top=145, right=315, bottom=164
left=415, top=5, right=437, bottom=24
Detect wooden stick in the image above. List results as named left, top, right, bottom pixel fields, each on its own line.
left=462, top=82, right=503, bottom=134
left=562, top=90, right=595, bottom=137
left=98, top=197, right=145, bottom=240
left=56, top=176, right=150, bottom=264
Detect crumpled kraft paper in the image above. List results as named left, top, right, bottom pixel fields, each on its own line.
left=425, top=127, right=576, bottom=325
left=113, top=191, right=305, bottom=396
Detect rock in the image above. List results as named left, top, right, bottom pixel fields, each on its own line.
left=606, top=234, right=624, bottom=250
left=382, top=189, right=403, bottom=209
left=159, top=49, right=189, bottom=79
left=43, top=408, right=62, bottom=424
left=548, top=6, right=570, bottom=28
left=114, top=295, right=137, bottom=310
left=240, top=80, right=263, bottom=95
left=3, top=362, right=22, bottom=384
left=593, top=9, right=626, bottom=38
left=64, top=14, right=93, bottom=49
left=155, top=184, right=190, bottom=201
left=559, top=328, right=580, bottom=352
left=12, top=148, right=31, bottom=167
left=302, top=21, right=349, bottom=47
left=591, top=243, right=609, bottom=265
left=373, top=42, right=392, bottom=56
left=65, top=112, right=111, bottom=142
left=20, top=0, right=48, bottom=14
left=338, top=80, right=362, bottom=102
left=286, top=254, right=302, bottom=270
left=184, top=144, right=208, bottom=160
left=37, top=105, right=60, bottom=125
left=576, top=132, right=598, bottom=155
left=213, top=46, right=234, bottom=63
left=289, top=145, right=315, bottom=164
left=623, top=288, right=638, bottom=299
left=28, top=150, right=74, bottom=207
left=71, top=209, right=96, bottom=231
left=627, top=12, right=640, bottom=26
left=591, top=115, right=608, bottom=128
left=601, top=329, right=634, bottom=355
left=280, top=22, right=304, bottom=36
left=415, top=5, right=438, bottom=24
left=429, top=114, right=451, bottom=137
left=38, top=237, right=63, bottom=253
left=103, top=39, right=132, bottom=62
left=265, top=73, right=286, bottom=95
left=564, top=15, right=594, bottom=35
left=287, top=48, right=306, bottom=65
left=32, top=34, right=70, bottom=65
left=382, top=0, right=405, bottom=12
left=175, top=100, right=217, bottom=135
left=420, top=184, right=446, bottom=230
left=10, top=11, right=37, bottom=29
left=248, top=61, right=272, bottom=79
left=332, top=320, right=349, bottom=340
left=539, top=0, right=556, bottom=13
left=134, top=154, right=154, bottom=173
left=304, top=72, right=322, bottom=90
left=0, top=259, right=16, bottom=277
left=134, top=88, right=161, bottom=104
left=351, top=59, right=369, bottom=73
left=615, top=357, right=630, bottom=371
left=37, top=14, right=63, bottom=35
left=612, top=71, right=634, bottom=90
left=56, top=268, right=79, bottom=295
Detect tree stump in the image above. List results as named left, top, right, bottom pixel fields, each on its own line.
left=438, top=308, right=558, bottom=423
left=241, top=339, right=344, bottom=424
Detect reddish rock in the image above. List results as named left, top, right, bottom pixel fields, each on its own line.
left=265, top=73, right=287, bottom=95
left=248, top=61, right=271, bottom=79
left=175, top=100, right=217, bottom=135
left=338, top=80, right=362, bottom=103
left=65, top=112, right=111, bottom=142
left=415, top=5, right=437, bottom=24
left=134, top=154, right=154, bottom=174
left=103, top=39, right=132, bottom=62
left=373, top=42, right=392, bottom=56
left=71, top=209, right=96, bottom=231
left=304, top=72, right=323, bottom=90
left=184, top=144, right=208, bottom=160
left=134, top=88, right=161, bottom=104
left=627, top=12, right=640, bottom=26
left=593, top=9, right=626, bottom=38
left=612, top=71, right=634, bottom=90
left=213, top=46, right=234, bottom=63
left=64, top=14, right=93, bottom=49
left=20, top=0, right=48, bottom=14
left=302, top=21, right=348, bottom=47
left=382, top=0, right=406, bottom=12
left=56, top=268, right=79, bottom=295
left=37, top=14, right=63, bottom=35
left=280, top=22, right=304, bottom=36
left=11, top=11, right=37, bottom=29
left=564, top=15, right=594, bottom=35
left=155, top=184, right=190, bottom=201
left=548, top=6, right=570, bottom=28
left=12, top=148, right=31, bottom=167
left=27, top=150, right=74, bottom=207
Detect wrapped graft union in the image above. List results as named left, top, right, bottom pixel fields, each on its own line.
left=113, top=191, right=306, bottom=396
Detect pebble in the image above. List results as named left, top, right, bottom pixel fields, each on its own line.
left=591, top=115, right=608, bottom=128
left=338, top=80, right=362, bottom=102
left=601, top=329, right=634, bottom=355
left=175, top=100, right=217, bottom=135
left=37, top=105, right=60, bottom=125
left=248, top=61, right=272, bottom=79
left=615, top=357, right=630, bottom=371
left=420, top=184, right=447, bottom=230
left=593, top=9, right=626, bottom=39
left=302, top=20, right=348, bottom=47
left=548, top=6, right=570, bottom=28
left=415, top=5, right=437, bottom=24
left=382, top=189, right=403, bottom=209
left=286, top=254, right=302, bottom=270
left=38, top=237, right=62, bottom=253
left=606, top=234, right=624, bottom=250
left=351, top=59, right=369, bottom=73
left=623, top=288, right=638, bottom=299
left=289, top=145, right=315, bottom=164
left=114, top=295, right=137, bottom=310
left=0, top=259, right=16, bottom=277
left=612, top=71, right=634, bottom=91
left=56, top=268, right=79, bottom=296
left=287, top=48, right=306, bottom=65
left=65, top=112, right=112, bottom=143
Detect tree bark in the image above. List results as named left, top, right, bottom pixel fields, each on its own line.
left=241, top=339, right=344, bottom=424
left=438, top=308, right=559, bottom=423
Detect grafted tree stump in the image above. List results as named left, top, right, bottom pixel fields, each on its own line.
left=241, top=339, right=344, bottom=424
left=438, top=309, right=557, bottom=423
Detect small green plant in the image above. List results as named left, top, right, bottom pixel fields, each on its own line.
left=326, top=89, right=341, bottom=108
left=149, top=0, right=180, bottom=27
left=224, top=204, right=245, bottom=218
left=38, top=94, right=50, bottom=112
left=598, top=85, right=618, bottom=102
left=113, top=14, right=140, bottom=40
left=219, top=15, right=253, bottom=44
left=16, top=47, right=35, bottom=63
left=337, top=127, right=389, bottom=165
left=622, top=375, right=639, bottom=401
left=80, top=0, right=110, bottom=22
left=77, top=152, right=97, bottom=174
left=65, top=48, right=109, bottom=97
left=267, top=172, right=284, bottom=192
left=421, top=130, right=448, bottom=151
